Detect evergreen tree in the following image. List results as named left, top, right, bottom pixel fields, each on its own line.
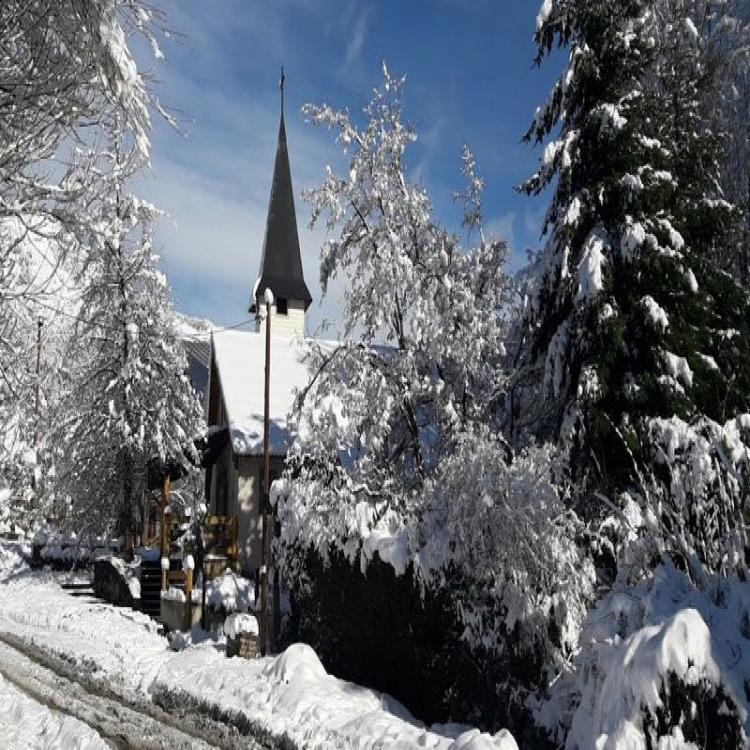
left=54, top=149, right=204, bottom=535
left=522, top=0, right=750, bottom=581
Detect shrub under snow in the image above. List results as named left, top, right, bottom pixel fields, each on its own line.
left=541, top=561, right=748, bottom=748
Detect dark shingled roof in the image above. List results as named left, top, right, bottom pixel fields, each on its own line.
left=250, top=111, right=312, bottom=312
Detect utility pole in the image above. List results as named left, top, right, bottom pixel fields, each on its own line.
left=260, top=287, right=273, bottom=656
left=34, top=317, right=43, bottom=447
left=31, top=317, right=43, bottom=501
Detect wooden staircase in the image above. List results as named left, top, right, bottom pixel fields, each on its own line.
left=139, top=559, right=163, bottom=619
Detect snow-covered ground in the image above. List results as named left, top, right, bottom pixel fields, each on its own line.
left=0, top=670, right=108, bottom=750
left=0, top=637, right=215, bottom=749
left=0, top=544, right=517, bottom=749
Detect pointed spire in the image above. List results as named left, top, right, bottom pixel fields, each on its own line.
left=250, top=68, right=312, bottom=313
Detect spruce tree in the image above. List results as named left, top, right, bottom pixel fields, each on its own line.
left=55, top=150, right=204, bottom=535
left=522, top=0, right=750, bottom=580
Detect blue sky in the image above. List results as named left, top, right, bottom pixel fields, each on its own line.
left=138, top=0, right=562, bottom=333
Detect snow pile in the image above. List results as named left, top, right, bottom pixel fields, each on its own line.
left=162, top=585, right=186, bottom=602
left=109, top=555, right=141, bottom=600
left=153, top=642, right=517, bottom=749
left=224, top=613, right=259, bottom=638
left=205, top=569, right=255, bottom=613
left=545, top=561, right=750, bottom=747
left=161, top=585, right=201, bottom=603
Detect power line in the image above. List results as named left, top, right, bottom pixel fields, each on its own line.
left=24, top=297, right=254, bottom=341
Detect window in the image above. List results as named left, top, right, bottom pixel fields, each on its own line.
left=276, top=297, right=288, bottom=315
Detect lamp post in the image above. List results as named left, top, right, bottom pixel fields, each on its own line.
left=259, top=287, right=274, bottom=656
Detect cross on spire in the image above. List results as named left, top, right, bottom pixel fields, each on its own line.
left=279, top=65, right=285, bottom=118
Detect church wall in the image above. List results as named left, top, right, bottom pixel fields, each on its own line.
left=256, top=298, right=306, bottom=339
left=235, top=454, right=285, bottom=576
left=237, top=457, right=260, bottom=574
left=209, top=441, right=238, bottom=518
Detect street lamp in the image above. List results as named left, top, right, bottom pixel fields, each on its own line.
left=259, top=287, right=274, bottom=655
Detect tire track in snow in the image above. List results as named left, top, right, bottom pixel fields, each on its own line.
left=0, top=633, right=250, bottom=749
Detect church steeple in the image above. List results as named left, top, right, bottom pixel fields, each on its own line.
left=250, top=68, right=312, bottom=325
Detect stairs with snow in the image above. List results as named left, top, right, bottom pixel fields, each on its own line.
left=139, top=559, right=163, bottom=619
left=60, top=581, right=97, bottom=601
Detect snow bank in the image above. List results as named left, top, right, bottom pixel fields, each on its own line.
left=0, top=548, right=517, bottom=749
left=588, top=609, right=718, bottom=745
left=0, top=572, right=168, bottom=698
left=153, top=642, right=516, bottom=749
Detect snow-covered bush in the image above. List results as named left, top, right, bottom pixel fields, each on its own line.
left=417, top=434, right=595, bottom=675
left=206, top=570, right=255, bottom=615
left=646, top=414, right=750, bottom=581
left=542, top=561, right=749, bottom=748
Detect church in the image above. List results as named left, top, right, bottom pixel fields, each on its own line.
left=203, top=85, right=316, bottom=576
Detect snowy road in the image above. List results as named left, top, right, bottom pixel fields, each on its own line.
left=0, top=668, right=109, bottom=749
left=0, top=634, right=222, bottom=749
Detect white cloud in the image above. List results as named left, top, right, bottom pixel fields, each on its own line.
left=344, top=8, right=370, bottom=71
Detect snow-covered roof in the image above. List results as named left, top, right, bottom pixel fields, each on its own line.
left=210, top=331, right=318, bottom=457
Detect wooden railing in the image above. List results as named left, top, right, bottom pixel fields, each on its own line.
left=154, top=476, right=239, bottom=630
left=202, top=514, right=239, bottom=569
